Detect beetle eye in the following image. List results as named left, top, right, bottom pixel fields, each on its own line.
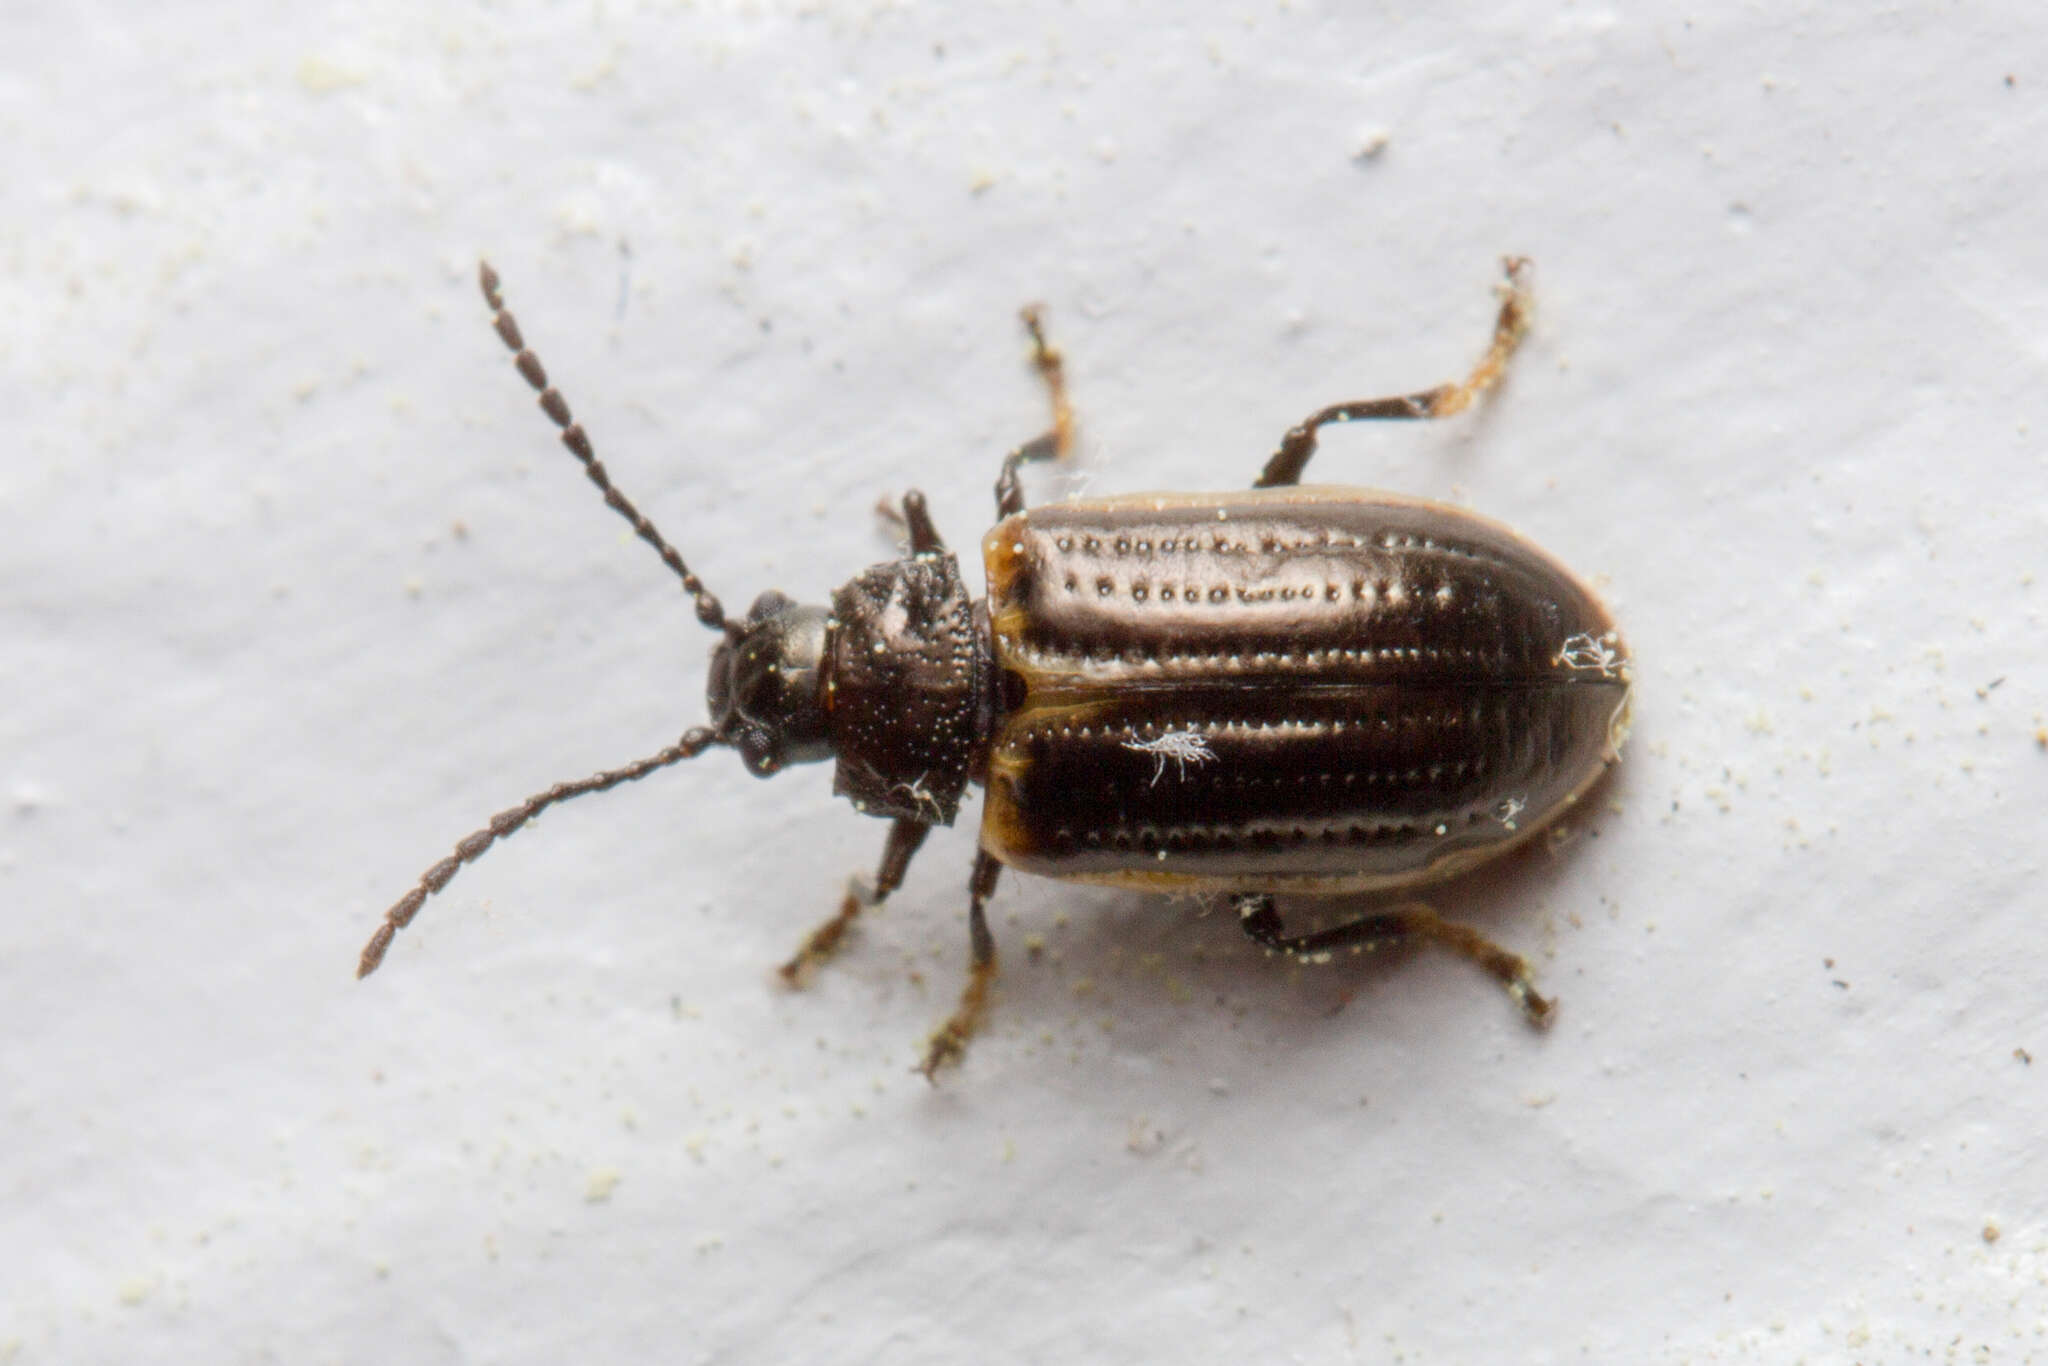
left=734, top=723, right=782, bottom=776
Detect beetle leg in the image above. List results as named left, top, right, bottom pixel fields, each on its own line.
left=1254, top=257, right=1533, bottom=488
left=1233, top=893, right=1553, bottom=1026
left=899, top=489, right=946, bottom=556
left=870, top=490, right=946, bottom=556
left=993, top=306, right=1075, bottom=518
left=918, top=849, right=1004, bottom=1080
left=779, top=818, right=932, bottom=986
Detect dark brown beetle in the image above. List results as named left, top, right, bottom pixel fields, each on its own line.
left=358, top=259, right=1631, bottom=1078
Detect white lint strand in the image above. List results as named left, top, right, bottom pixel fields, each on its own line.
left=1123, top=728, right=1219, bottom=787
left=1557, top=631, right=1623, bottom=678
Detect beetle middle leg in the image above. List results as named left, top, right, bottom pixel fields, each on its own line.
left=779, top=818, right=931, bottom=986
left=1254, top=257, right=1532, bottom=488
left=993, top=306, right=1075, bottom=518
left=1233, top=893, right=1553, bottom=1025
left=918, top=849, right=1003, bottom=1080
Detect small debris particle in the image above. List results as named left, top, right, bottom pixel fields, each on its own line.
left=2015, top=1047, right=2033, bottom=1066
left=1983, top=1220, right=2001, bottom=1244
left=297, top=55, right=367, bottom=93
left=585, top=1168, right=621, bottom=1203
left=1353, top=127, right=1391, bottom=161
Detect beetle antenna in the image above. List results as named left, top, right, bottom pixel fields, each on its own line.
left=356, top=726, right=723, bottom=978
left=478, top=260, right=727, bottom=632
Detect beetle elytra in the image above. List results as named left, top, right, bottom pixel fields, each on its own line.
left=358, top=258, right=1631, bottom=1078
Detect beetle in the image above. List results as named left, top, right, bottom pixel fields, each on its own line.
left=357, top=258, right=1631, bottom=1079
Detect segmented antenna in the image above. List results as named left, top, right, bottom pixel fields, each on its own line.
left=357, top=726, right=722, bottom=978
left=356, top=265, right=739, bottom=979
left=478, top=260, right=727, bottom=631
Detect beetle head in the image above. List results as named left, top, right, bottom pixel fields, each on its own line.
left=706, top=590, right=834, bottom=777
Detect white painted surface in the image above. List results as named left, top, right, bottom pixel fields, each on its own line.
left=6, top=4, right=2046, bottom=1360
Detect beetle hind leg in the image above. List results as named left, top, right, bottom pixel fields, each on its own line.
left=918, top=850, right=1003, bottom=1080
left=1254, top=257, right=1532, bottom=488
left=1233, top=893, right=1553, bottom=1026
left=993, top=306, right=1076, bottom=518
left=780, top=818, right=931, bottom=986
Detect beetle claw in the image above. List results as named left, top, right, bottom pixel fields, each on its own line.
left=916, top=1030, right=965, bottom=1084
left=1510, top=977, right=1556, bottom=1028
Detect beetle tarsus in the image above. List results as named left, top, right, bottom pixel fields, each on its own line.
left=1232, top=894, right=1552, bottom=1028
left=1424, top=255, right=1533, bottom=420
left=1253, top=258, right=1533, bottom=488
left=918, top=955, right=995, bottom=1083
left=993, top=306, right=1076, bottom=518
left=918, top=851, right=1002, bottom=1080
left=780, top=818, right=931, bottom=987
left=777, top=880, right=869, bottom=987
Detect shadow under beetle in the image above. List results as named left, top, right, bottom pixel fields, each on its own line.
left=358, top=258, right=1633, bottom=1079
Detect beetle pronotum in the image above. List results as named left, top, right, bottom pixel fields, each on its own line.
left=358, top=258, right=1631, bottom=1078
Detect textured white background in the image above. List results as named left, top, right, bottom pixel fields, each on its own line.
left=7, top=4, right=2048, bottom=1362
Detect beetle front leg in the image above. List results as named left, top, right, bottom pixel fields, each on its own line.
left=780, top=818, right=932, bottom=986
left=918, top=849, right=1003, bottom=1080
left=1233, top=893, right=1553, bottom=1025
left=899, top=489, right=946, bottom=556
left=993, top=306, right=1075, bottom=518
left=1254, top=258, right=1532, bottom=488
left=869, top=489, right=946, bottom=556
